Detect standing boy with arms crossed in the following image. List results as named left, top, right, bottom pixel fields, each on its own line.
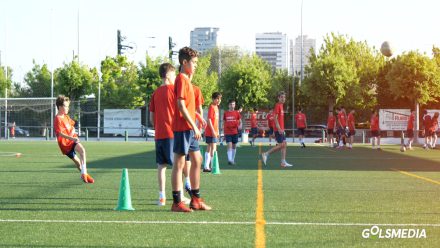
left=223, top=99, right=241, bottom=165
left=171, top=47, right=211, bottom=212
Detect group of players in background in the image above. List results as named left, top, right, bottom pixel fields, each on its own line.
left=52, top=46, right=440, bottom=213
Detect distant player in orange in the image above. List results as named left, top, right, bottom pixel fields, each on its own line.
left=422, top=110, right=432, bottom=149
left=223, top=99, right=241, bottom=165
left=261, top=91, right=293, bottom=168
left=203, top=92, right=222, bottom=172
left=266, top=109, right=275, bottom=146
left=370, top=109, right=381, bottom=150
left=326, top=111, right=336, bottom=147
left=171, top=47, right=211, bottom=212
left=430, top=112, right=439, bottom=149
left=149, top=63, right=191, bottom=206
left=10, top=121, right=16, bottom=139
left=295, top=108, right=307, bottom=148
left=54, top=95, right=94, bottom=183
left=249, top=108, right=259, bottom=147
left=347, top=109, right=356, bottom=149
left=404, top=109, right=415, bottom=150
left=337, top=106, right=347, bottom=149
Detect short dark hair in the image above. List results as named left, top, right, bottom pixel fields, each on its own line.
left=277, top=91, right=286, bottom=97
left=228, top=99, right=236, bottom=104
left=159, top=63, right=175, bottom=79
left=56, top=95, right=70, bottom=110
left=178, top=47, right=198, bottom=65
left=212, top=92, right=222, bottom=100
left=253, top=108, right=258, bottom=112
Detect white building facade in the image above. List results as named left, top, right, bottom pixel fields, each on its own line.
left=190, top=27, right=220, bottom=53
left=255, top=32, right=288, bottom=70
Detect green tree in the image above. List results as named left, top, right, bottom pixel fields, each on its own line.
left=386, top=51, right=440, bottom=106
left=55, top=59, right=97, bottom=102
left=192, top=54, right=218, bottom=106
left=99, top=56, right=141, bottom=109
left=219, top=54, right=271, bottom=109
left=0, top=66, right=13, bottom=97
left=18, top=61, right=52, bottom=97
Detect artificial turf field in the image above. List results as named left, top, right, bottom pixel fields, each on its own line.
left=0, top=141, right=439, bottom=247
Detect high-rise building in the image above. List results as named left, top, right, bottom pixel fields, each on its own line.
left=292, top=35, right=316, bottom=77
left=190, top=27, right=219, bottom=53
left=255, top=32, right=288, bottom=70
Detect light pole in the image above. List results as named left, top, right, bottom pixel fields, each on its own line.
left=97, top=71, right=101, bottom=141
left=145, top=36, right=155, bottom=140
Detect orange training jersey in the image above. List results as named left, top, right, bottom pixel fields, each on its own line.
left=327, top=116, right=336, bottom=129
left=273, top=103, right=284, bottom=131
left=295, top=113, right=306, bottom=128
left=347, top=113, right=355, bottom=130
left=223, top=110, right=241, bottom=135
left=149, top=84, right=175, bottom=140
left=250, top=113, right=258, bottom=128
left=205, top=104, right=219, bottom=137
left=370, top=115, right=379, bottom=131
left=266, top=112, right=274, bottom=128
left=407, top=113, right=415, bottom=130
left=337, top=112, right=347, bottom=127
left=54, top=114, right=77, bottom=154
left=194, top=86, right=204, bottom=107
left=173, top=73, right=196, bottom=132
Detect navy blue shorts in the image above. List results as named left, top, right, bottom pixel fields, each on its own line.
left=225, top=134, right=239, bottom=144
left=66, top=143, right=77, bottom=159
left=267, top=127, right=274, bottom=136
left=155, top=138, right=174, bottom=165
left=275, top=131, right=286, bottom=144
left=297, top=128, right=305, bottom=136
left=347, top=130, right=356, bottom=137
left=327, top=129, right=334, bottom=135
left=173, top=130, right=200, bottom=155
left=250, top=127, right=258, bottom=136
left=205, top=136, right=218, bottom=144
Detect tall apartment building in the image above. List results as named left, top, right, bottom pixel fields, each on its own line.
left=291, top=35, right=316, bottom=76
left=190, top=27, right=220, bottom=53
left=255, top=32, right=288, bottom=70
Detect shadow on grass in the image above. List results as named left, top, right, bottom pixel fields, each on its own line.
left=79, top=143, right=440, bottom=172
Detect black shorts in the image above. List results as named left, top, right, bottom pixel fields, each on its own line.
left=371, top=130, right=380, bottom=137
left=66, top=143, right=77, bottom=159
left=275, top=131, right=286, bottom=144
left=267, top=127, right=274, bottom=136
left=155, top=138, right=174, bottom=165
left=406, top=129, right=414, bottom=138
left=347, top=130, right=356, bottom=137
left=297, top=128, right=305, bottom=136
left=327, top=129, right=334, bottom=135
left=225, top=134, right=239, bottom=144
left=250, top=127, right=258, bottom=136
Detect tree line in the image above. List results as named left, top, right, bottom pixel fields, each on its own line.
left=1, top=33, right=440, bottom=124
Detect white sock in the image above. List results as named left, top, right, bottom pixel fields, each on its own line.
left=204, top=153, right=212, bottom=169
left=185, top=177, right=191, bottom=190
left=232, top=149, right=236, bottom=161
left=159, top=191, right=165, bottom=199
left=227, top=150, right=232, bottom=162
left=81, top=164, right=87, bottom=175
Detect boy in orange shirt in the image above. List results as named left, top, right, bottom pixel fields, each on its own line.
left=171, top=47, right=211, bottom=212
left=261, top=91, right=293, bottom=168
left=54, top=95, right=94, bottom=183
left=327, top=111, right=336, bottom=147
left=295, top=108, right=307, bottom=148
left=370, top=109, right=381, bottom=150
left=347, top=109, right=356, bottom=149
left=223, top=99, right=241, bottom=165
left=203, top=92, right=222, bottom=172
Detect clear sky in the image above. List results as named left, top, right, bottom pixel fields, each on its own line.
left=1, top=0, right=439, bottom=83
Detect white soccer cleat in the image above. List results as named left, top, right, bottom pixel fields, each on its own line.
left=157, top=198, right=166, bottom=206
left=281, top=162, right=293, bottom=168
left=181, top=195, right=191, bottom=205
left=261, top=153, right=268, bottom=166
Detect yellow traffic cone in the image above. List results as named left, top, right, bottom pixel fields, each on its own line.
left=114, top=168, right=135, bottom=211
left=211, top=151, right=221, bottom=175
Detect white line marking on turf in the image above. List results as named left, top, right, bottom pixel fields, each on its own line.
left=1, top=219, right=439, bottom=227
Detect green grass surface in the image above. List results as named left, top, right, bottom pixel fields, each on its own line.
left=0, top=141, right=439, bottom=247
